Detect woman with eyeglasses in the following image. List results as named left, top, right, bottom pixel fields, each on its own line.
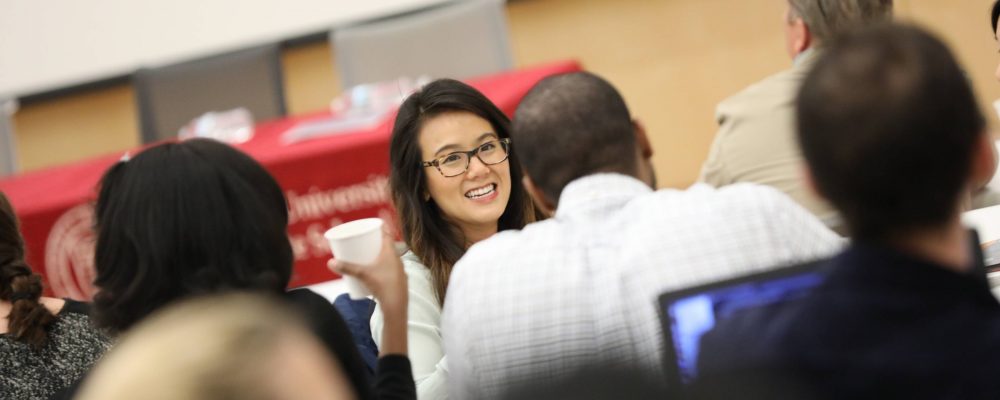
left=372, top=78, right=542, bottom=399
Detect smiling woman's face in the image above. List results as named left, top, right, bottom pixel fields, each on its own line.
left=418, top=111, right=511, bottom=238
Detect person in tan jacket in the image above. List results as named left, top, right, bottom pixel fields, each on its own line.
left=700, top=0, right=892, bottom=233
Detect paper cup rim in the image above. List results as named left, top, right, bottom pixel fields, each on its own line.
left=324, top=218, right=384, bottom=241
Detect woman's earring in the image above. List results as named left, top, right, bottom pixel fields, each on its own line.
left=423, top=192, right=431, bottom=202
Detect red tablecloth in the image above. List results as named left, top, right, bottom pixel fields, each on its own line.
left=0, top=60, right=582, bottom=300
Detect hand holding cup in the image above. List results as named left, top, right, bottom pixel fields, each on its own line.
left=325, top=219, right=406, bottom=311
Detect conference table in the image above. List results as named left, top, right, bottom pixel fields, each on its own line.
left=0, top=60, right=582, bottom=300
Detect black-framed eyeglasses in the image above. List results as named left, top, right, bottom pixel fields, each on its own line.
left=421, top=138, right=511, bottom=177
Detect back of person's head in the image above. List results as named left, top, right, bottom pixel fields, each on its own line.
left=787, top=0, right=893, bottom=45
left=512, top=72, right=637, bottom=204
left=500, top=368, right=669, bottom=400
left=797, top=23, right=986, bottom=240
left=0, top=192, right=55, bottom=349
left=77, top=293, right=355, bottom=400
left=390, top=78, right=538, bottom=304
left=92, top=138, right=293, bottom=334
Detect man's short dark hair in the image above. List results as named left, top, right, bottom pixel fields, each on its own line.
left=797, top=23, right=985, bottom=240
left=512, top=72, right=637, bottom=203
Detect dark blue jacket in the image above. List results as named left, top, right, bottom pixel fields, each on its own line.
left=695, top=242, right=1000, bottom=399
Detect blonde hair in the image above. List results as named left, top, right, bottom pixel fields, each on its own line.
left=77, top=292, right=355, bottom=400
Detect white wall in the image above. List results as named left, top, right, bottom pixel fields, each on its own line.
left=0, top=0, right=449, bottom=97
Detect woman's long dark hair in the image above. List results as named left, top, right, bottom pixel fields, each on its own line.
left=0, top=192, right=55, bottom=349
left=390, top=79, right=542, bottom=305
left=92, top=139, right=293, bottom=334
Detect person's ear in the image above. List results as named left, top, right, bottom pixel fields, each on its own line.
left=632, top=119, right=658, bottom=188
left=794, top=20, right=812, bottom=55
left=802, top=164, right=827, bottom=201
left=523, top=175, right=555, bottom=216
left=632, top=119, right=653, bottom=160
left=970, top=132, right=998, bottom=191
left=786, top=15, right=812, bottom=57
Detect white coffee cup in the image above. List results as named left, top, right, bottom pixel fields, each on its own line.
left=324, top=218, right=384, bottom=300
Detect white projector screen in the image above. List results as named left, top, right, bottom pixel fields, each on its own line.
left=0, top=0, right=449, bottom=98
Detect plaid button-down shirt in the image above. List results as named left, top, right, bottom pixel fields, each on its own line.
left=443, top=173, right=843, bottom=399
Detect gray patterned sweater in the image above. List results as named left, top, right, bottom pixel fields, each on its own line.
left=0, top=300, right=112, bottom=400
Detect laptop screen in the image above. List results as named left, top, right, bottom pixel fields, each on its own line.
left=657, top=262, right=826, bottom=387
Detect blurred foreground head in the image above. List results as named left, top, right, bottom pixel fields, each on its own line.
left=78, top=293, right=356, bottom=400
left=500, top=367, right=669, bottom=400
left=797, top=23, right=991, bottom=240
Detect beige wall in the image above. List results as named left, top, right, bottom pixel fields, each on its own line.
left=11, top=0, right=1000, bottom=188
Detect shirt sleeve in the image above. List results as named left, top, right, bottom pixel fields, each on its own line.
left=699, top=111, right=733, bottom=186
left=414, top=357, right=448, bottom=400
left=375, top=355, right=418, bottom=400
left=441, top=255, right=479, bottom=400
left=760, top=186, right=846, bottom=258
left=371, top=255, right=449, bottom=400
left=284, top=289, right=377, bottom=400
